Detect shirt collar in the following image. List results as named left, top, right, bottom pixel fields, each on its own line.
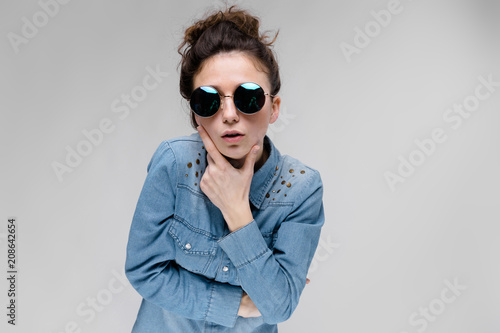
left=249, top=135, right=280, bottom=209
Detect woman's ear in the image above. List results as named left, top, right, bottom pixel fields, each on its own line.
left=269, top=95, right=281, bottom=124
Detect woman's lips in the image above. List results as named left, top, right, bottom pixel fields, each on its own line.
left=222, top=133, right=244, bottom=143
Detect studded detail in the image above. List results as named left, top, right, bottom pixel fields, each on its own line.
left=187, top=162, right=192, bottom=168
left=261, top=163, right=300, bottom=201
left=185, top=243, right=192, bottom=250
left=195, top=171, right=199, bottom=177
left=194, top=183, right=197, bottom=186
left=185, top=174, right=188, bottom=177
left=196, top=159, right=200, bottom=164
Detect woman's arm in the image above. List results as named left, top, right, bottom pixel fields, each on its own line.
left=125, top=142, right=243, bottom=328
left=197, top=125, right=325, bottom=324
left=218, top=176, right=324, bottom=324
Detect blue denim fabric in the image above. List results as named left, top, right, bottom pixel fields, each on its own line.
left=125, top=132, right=325, bottom=332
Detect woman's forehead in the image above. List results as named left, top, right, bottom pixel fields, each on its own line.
left=194, top=52, right=270, bottom=90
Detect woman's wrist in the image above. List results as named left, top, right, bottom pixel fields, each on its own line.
left=223, top=204, right=253, bottom=232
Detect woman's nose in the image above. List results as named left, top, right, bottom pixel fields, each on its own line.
left=220, top=96, right=239, bottom=123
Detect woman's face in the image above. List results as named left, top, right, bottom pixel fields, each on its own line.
left=193, top=51, right=281, bottom=169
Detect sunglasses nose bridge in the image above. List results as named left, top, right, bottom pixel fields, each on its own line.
left=219, top=94, right=235, bottom=110
left=219, top=94, right=240, bottom=120
left=220, top=94, right=233, bottom=102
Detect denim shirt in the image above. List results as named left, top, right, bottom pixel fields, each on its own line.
left=125, top=132, right=325, bottom=332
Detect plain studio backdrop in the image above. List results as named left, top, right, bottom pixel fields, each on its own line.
left=1, top=0, right=499, bottom=332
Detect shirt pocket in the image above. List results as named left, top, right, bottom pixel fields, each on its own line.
left=168, top=217, right=217, bottom=275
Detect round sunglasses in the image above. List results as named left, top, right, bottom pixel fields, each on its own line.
left=189, top=82, right=274, bottom=118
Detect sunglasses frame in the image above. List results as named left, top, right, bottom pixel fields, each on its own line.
left=188, top=82, right=275, bottom=118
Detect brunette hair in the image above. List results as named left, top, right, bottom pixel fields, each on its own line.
left=178, top=6, right=281, bottom=129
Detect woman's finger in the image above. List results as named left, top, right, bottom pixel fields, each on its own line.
left=206, top=152, right=215, bottom=165
left=197, top=125, right=227, bottom=166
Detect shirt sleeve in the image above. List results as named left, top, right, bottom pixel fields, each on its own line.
left=125, top=141, right=242, bottom=327
left=218, top=169, right=325, bottom=324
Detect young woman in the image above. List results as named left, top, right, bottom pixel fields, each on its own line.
left=125, top=6, right=325, bottom=332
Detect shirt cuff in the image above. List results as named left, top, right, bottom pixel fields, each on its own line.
left=218, top=220, right=270, bottom=268
left=205, top=282, right=242, bottom=327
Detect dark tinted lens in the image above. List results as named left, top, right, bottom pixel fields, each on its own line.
left=190, top=86, right=220, bottom=117
left=234, top=83, right=265, bottom=114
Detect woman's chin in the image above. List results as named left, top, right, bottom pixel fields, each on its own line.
left=221, top=151, right=247, bottom=167
left=219, top=147, right=246, bottom=159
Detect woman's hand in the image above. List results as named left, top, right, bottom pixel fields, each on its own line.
left=238, top=279, right=310, bottom=318
left=197, top=125, right=259, bottom=232
left=238, top=292, right=262, bottom=318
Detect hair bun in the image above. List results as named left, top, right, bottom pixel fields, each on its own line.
left=182, top=6, right=276, bottom=48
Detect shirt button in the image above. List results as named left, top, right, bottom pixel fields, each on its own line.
left=222, top=266, right=229, bottom=272
left=185, top=243, right=191, bottom=250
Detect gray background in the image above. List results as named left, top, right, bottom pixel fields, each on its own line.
left=1, top=0, right=499, bottom=332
